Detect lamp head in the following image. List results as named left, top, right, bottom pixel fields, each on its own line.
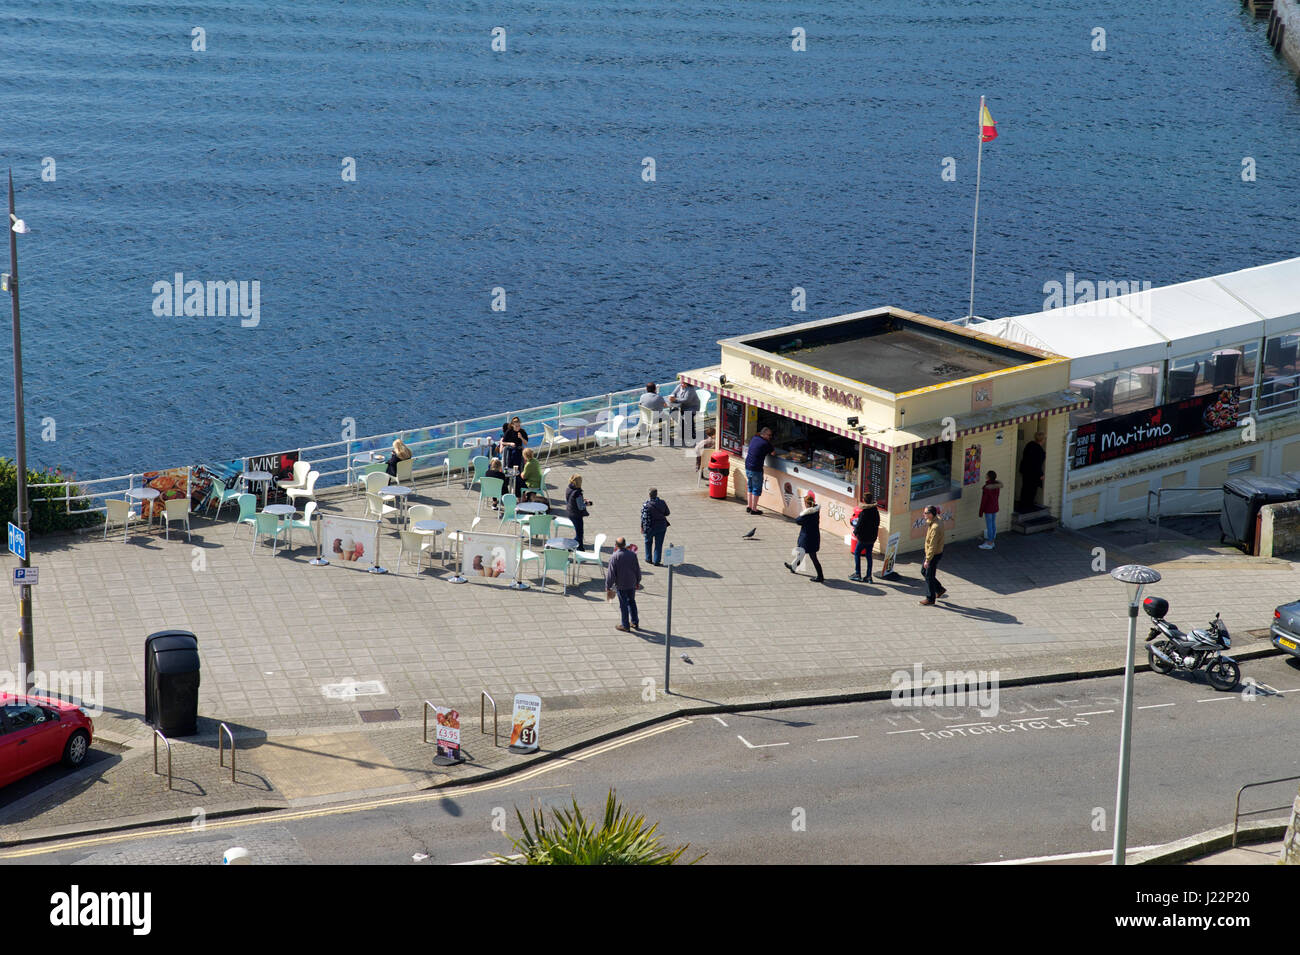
left=1110, top=564, right=1161, bottom=607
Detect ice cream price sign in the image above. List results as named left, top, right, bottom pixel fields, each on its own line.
left=508, top=694, right=542, bottom=754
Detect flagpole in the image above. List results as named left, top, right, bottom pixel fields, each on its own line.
left=967, top=95, right=984, bottom=321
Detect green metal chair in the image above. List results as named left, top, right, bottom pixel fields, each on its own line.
left=477, top=476, right=504, bottom=517
left=233, top=494, right=258, bottom=539
left=207, top=477, right=243, bottom=520
left=250, top=512, right=282, bottom=555
left=443, top=447, right=473, bottom=488
left=466, top=455, right=489, bottom=496
left=498, top=493, right=520, bottom=533
left=540, top=546, right=571, bottom=594
left=524, top=513, right=554, bottom=545
left=286, top=501, right=318, bottom=550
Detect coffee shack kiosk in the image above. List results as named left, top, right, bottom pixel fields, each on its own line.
left=680, top=308, right=1082, bottom=557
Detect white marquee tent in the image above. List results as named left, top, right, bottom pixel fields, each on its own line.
left=978, top=256, right=1300, bottom=378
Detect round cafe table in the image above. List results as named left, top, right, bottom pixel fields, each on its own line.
left=125, top=487, right=161, bottom=527
left=263, top=503, right=295, bottom=554
left=240, top=471, right=273, bottom=507
left=413, top=519, right=448, bottom=569
left=380, top=485, right=412, bottom=518
left=516, top=502, right=547, bottom=515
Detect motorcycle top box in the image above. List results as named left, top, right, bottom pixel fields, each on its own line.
left=1141, top=595, right=1169, bottom=619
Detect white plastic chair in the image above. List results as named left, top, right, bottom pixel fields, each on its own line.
left=104, top=499, right=140, bottom=543
left=278, top=460, right=310, bottom=493
left=572, top=533, right=607, bottom=581
left=161, top=498, right=191, bottom=541
left=594, top=414, right=626, bottom=448
left=445, top=517, right=483, bottom=567
left=395, top=457, right=415, bottom=490
left=397, top=530, right=435, bottom=573
left=542, top=423, right=570, bottom=462
left=366, top=492, right=399, bottom=523
left=286, top=470, right=320, bottom=508
left=407, top=504, right=435, bottom=529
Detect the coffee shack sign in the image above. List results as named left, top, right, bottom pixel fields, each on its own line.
left=748, top=361, right=863, bottom=411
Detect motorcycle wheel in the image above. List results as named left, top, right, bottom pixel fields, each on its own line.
left=1147, top=640, right=1175, bottom=675
left=1206, top=658, right=1240, bottom=691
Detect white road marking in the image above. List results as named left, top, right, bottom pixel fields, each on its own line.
left=1137, top=703, right=1176, bottom=710
left=816, top=735, right=859, bottom=742
left=454, top=853, right=522, bottom=865
left=1196, top=697, right=1231, bottom=703
left=1276, top=688, right=1300, bottom=694
left=711, top=716, right=728, bottom=727
left=737, top=735, right=788, bottom=749
left=1075, top=710, right=1114, bottom=717
left=948, top=722, right=992, bottom=729
left=979, top=845, right=1165, bottom=866
left=886, top=728, right=928, bottom=735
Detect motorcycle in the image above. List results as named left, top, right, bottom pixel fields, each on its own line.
left=1142, top=596, right=1240, bottom=690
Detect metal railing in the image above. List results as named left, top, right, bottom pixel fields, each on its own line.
left=34, top=381, right=712, bottom=517
left=1146, top=486, right=1223, bottom=541
left=422, top=700, right=437, bottom=744
left=1233, top=774, right=1300, bottom=847
left=481, top=691, right=498, bottom=748
left=218, top=722, right=236, bottom=783
left=152, top=728, right=172, bottom=791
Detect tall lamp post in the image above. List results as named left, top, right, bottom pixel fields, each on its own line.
left=1109, top=563, right=1161, bottom=865
left=5, top=170, right=33, bottom=693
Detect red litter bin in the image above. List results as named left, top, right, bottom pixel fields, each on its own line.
left=708, top=451, right=730, bottom=499
left=849, top=506, right=863, bottom=553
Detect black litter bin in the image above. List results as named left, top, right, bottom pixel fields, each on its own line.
left=144, top=630, right=200, bottom=736
left=1220, top=477, right=1300, bottom=553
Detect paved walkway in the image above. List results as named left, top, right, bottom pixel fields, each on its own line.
left=1, top=439, right=1295, bottom=839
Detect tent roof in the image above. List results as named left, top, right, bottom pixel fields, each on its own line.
left=981, top=256, right=1300, bottom=378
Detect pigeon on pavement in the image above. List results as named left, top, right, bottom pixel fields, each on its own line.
left=741, top=528, right=756, bottom=539
left=680, top=654, right=694, bottom=664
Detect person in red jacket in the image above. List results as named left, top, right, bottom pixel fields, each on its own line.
left=979, top=471, right=1002, bottom=550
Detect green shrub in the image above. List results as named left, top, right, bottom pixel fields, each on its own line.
left=0, top=458, right=101, bottom=535
left=498, top=789, right=702, bottom=865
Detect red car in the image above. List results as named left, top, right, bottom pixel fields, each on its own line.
left=0, top=693, right=94, bottom=788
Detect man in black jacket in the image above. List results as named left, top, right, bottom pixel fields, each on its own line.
left=1018, top=430, right=1046, bottom=511
left=849, top=496, right=881, bottom=583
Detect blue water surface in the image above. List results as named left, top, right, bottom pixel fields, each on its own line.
left=0, top=0, right=1296, bottom=476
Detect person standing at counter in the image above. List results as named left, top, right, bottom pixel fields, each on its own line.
left=744, top=426, right=774, bottom=515
left=784, top=493, right=824, bottom=582
left=919, top=505, right=947, bottom=605
left=849, top=495, right=880, bottom=583
left=1018, top=431, right=1046, bottom=512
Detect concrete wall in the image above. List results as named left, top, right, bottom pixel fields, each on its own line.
left=1283, top=786, right=1300, bottom=865
left=1276, top=0, right=1300, bottom=75
left=1061, top=413, right=1300, bottom=528
left=1258, top=499, right=1300, bottom=556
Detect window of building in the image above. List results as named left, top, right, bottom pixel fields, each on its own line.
left=1167, top=341, right=1258, bottom=412
left=1259, top=333, right=1300, bottom=417
left=1068, top=363, right=1163, bottom=428
left=754, top=409, right=859, bottom=483
left=910, top=442, right=954, bottom=507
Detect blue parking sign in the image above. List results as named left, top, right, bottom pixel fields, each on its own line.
left=8, top=522, right=26, bottom=561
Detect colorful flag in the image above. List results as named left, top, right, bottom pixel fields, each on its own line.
left=980, top=101, right=998, bottom=143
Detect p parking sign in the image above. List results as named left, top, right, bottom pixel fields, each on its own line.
left=11, top=567, right=37, bottom=586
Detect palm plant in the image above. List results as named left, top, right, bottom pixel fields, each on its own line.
left=498, top=789, right=702, bottom=865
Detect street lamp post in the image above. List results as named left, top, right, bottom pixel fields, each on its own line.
left=6, top=170, right=33, bottom=693
left=1109, top=563, right=1161, bottom=866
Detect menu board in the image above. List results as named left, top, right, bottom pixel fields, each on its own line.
left=860, top=445, right=889, bottom=510
left=720, top=398, right=745, bottom=455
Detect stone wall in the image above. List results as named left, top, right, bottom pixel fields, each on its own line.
left=1276, top=0, right=1300, bottom=75
left=1257, top=499, right=1300, bottom=557
left=1282, top=784, right=1300, bottom=864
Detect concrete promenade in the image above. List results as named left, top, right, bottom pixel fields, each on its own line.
left=0, top=439, right=1294, bottom=841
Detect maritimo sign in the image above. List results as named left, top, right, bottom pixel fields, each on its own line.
left=1071, top=388, right=1240, bottom=469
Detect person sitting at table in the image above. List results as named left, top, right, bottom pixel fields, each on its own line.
left=665, top=381, right=701, bottom=444
left=484, top=456, right=506, bottom=510
left=386, top=438, right=412, bottom=479
left=500, top=416, right=529, bottom=471
left=519, top=447, right=543, bottom=501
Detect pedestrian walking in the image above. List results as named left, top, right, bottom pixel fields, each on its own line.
left=605, top=536, right=643, bottom=632
left=784, top=493, right=824, bottom=582
left=849, top=495, right=880, bottom=582
left=744, top=426, right=774, bottom=515
left=565, top=475, right=591, bottom=550
left=978, top=471, right=1002, bottom=550
left=919, top=505, right=947, bottom=605
left=640, top=487, right=670, bottom=565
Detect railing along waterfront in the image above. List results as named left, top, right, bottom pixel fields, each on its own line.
left=38, top=381, right=710, bottom=516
